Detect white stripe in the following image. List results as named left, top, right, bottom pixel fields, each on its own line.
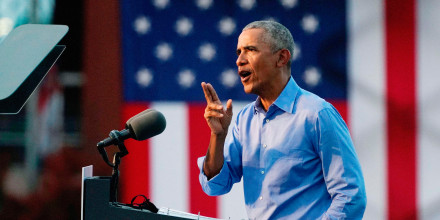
left=150, top=102, right=189, bottom=212
left=417, top=1, right=440, bottom=219
left=348, top=0, right=386, bottom=219
left=219, top=101, right=249, bottom=219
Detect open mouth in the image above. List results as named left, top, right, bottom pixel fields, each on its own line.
left=239, top=70, right=252, bottom=82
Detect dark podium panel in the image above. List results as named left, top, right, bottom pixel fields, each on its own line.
left=83, top=177, right=192, bottom=220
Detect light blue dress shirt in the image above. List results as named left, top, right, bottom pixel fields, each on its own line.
left=198, top=77, right=366, bottom=219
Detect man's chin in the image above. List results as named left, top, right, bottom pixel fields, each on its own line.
left=242, top=84, right=252, bottom=94
left=242, top=86, right=255, bottom=95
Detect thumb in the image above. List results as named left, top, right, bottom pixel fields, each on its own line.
left=226, top=99, right=233, bottom=116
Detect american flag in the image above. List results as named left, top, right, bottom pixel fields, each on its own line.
left=118, top=0, right=440, bottom=219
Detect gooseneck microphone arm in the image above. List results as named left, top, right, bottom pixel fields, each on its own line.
left=97, top=129, right=129, bottom=168
left=97, top=129, right=129, bottom=203
left=96, top=109, right=166, bottom=204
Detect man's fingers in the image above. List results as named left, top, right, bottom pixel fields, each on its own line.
left=204, top=111, right=224, bottom=118
left=226, top=99, right=233, bottom=115
left=206, top=83, right=220, bottom=102
left=202, top=82, right=223, bottom=105
left=205, top=103, right=225, bottom=118
left=207, top=103, right=224, bottom=111
left=201, top=82, right=213, bottom=103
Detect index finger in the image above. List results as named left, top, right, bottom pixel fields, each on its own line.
left=206, top=83, right=220, bottom=103
left=201, top=82, right=213, bottom=103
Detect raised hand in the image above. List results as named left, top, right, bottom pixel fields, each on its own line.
left=201, top=82, right=233, bottom=137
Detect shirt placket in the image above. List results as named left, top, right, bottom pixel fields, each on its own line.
left=259, top=109, right=273, bottom=202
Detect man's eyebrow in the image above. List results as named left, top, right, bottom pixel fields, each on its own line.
left=236, top=46, right=258, bottom=55
left=244, top=46, right=257, bottom=50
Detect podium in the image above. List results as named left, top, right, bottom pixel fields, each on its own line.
left=83, top=177, right=186, bottom=220
left=82, top=166, right=221, bottom=220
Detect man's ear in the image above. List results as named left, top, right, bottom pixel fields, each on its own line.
left=277, top=49, right=291, bottom=67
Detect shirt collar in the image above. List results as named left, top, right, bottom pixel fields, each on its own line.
left=254, top=77, right=300, bottom=114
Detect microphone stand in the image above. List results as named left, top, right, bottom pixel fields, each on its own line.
left=97, top=130, right=128, bottom=203
left=97, top=129, right=159, bottom=213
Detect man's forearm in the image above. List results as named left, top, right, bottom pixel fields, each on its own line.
left=203, top=133, right=227, bottom=179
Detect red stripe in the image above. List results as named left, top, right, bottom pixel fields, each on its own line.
left=119, top=103, right=151, bottom=204
left=328, top=100, right=348, bottom=127
left=188, top=103, right=218, bottom=217
left=385, top=0, right=418, bottom=219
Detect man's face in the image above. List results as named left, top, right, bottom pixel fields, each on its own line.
left=236, top=28, right=279, bottom=95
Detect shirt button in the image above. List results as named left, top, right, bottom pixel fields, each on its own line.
left=259, top=196, right=263, bottom=200
left=261, top=170, right=265, bottom=174
left=266, top=119, right=270, bottom=123
left=263, top=144, right=267, bottom=148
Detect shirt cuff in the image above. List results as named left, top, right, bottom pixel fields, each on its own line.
left=197, top=156, right=231, bottom=196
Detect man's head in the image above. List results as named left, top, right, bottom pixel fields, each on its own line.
left=236, top=21, right=293, bottom=98
left=243, top=21, right=294, bottom=68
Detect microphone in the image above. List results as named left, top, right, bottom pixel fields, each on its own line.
left=97, top=109, right=166, bottom=147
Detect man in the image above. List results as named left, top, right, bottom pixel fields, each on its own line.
left=198, top=20, right=366, bottom=219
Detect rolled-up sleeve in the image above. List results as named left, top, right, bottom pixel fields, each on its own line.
left=198, top=157, right=234, bottom=196
left=198, top=122, right=243, bottom=196
left=315, top=107, right=367, bottom=219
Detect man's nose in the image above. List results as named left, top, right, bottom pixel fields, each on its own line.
left=236, top=53, right=247, bottom=66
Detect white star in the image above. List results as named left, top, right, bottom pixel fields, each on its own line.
left=198, top=43, right=216, bottom=62
left=303, top=66, right=321, bottom=87
left=220, top=69, right=239, bottom=88
left=301, top=14, right=319, bottom=34
left=152, top=0, right=170, bottom=9
left=133, top=16, right=151, bottom=35
left=279, top=0, right=298, bottom=9
left=238, top=0, right=256, bottom=10
left=196, top=0, right=213, bottom=10
left=177, top=69, right=196, bottom=89
left=0, top=17, right=14, bottom=37
left=155, top=42, right=173, bottom=61
left=292, top=43, right=301, bottom=61
left=175, top=17, right=193, bottom=36
left=218, top=17, right=236, bottom=36
left=136, top=68, right=154, bottom=88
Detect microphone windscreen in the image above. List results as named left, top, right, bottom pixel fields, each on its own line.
left=127, top=109, right=166, bottom=140
left=125, top=109, right=153, bottom=128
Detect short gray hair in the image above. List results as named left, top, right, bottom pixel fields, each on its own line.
left=243, top=20, right=294, bottom=67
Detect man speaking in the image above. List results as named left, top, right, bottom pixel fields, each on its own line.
left=198, top=20, right=366, bottom=219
